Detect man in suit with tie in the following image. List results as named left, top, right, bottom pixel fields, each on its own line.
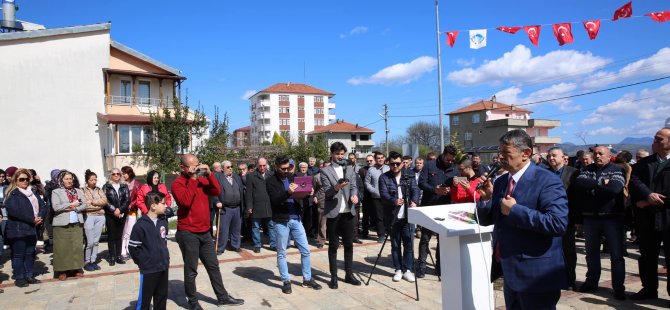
left=320, top=142, right=360, bottom=289
left=629, top=128, right=670, bottom=303
left=477, top=129, right=569, bottom=309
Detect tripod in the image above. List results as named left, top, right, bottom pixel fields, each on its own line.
left=365, top=176, right=425, bottom=301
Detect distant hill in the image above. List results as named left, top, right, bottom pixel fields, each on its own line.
left=557, top=143, right=650, bottom=155
left=619, top=137, right=653, bottom=145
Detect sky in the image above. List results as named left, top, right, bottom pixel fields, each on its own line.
left=17, top=0, right=670, bottom=145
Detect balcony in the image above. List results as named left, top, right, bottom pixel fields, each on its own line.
left=327, top=102, right=336, bottom=109
left=107, top=96, right=171, bottom=107
left=529, top=119, right=561, bottom=128
left=328, top=114, right=336, bottom=120
left=355, top=140, right=375, bottom=146
left=257, top=100, right=271, bottom=108
left=485, top=118, right=528, bottom=128
left=532, top=136, right=561, bottom=144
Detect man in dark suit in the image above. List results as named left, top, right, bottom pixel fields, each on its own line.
left=629, top=128, right=670, bottom=303
left=546, top=146, right=580, bottom=290
left=477, top=130, right=568, bottom=309
left=211, top=160, right=245, bottom=254
left=320, top=142, right=360, bottom=289
left=244, top=157, right=276, bottom=253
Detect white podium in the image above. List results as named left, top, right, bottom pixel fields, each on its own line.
left=408, top=203, right=494, bottom=310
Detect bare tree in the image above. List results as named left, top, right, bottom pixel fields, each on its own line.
left=575, top=130, right=588, bottom=145
left=403, top=121, right=449, bottom=151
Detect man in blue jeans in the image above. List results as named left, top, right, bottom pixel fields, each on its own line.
left=266, top=155, right=322, bottom=294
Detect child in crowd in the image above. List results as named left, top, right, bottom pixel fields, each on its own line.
left=129, top=192, right=169, bottom=310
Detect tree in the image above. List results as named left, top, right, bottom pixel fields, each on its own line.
left=282, top=133, right=329, bottom=164
left=197, top=106, right=233, bottom=165
left=134, top=97, right=208, bottom=173
left=402, top=121, right=449, bottom=153
left=449, top=131, right=468, bottom=163
left=271, top=132, right=287, bottom=146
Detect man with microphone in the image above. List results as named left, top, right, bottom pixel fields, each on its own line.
left=476, top=130, right=568, bottom=309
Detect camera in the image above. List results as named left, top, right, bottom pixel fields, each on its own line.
left=338, top=178, right=350, bottom=184
left=195, top=168, right=206, bottom=176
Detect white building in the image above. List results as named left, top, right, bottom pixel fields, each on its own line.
left=0, top=23, right=201, bottom=180
left=305, top=120, right=375, bottom=158
left=249, top=83, right=336, bottom=145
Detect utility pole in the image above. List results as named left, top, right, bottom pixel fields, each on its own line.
left=379, top=104, right=389, bottom=156
left=435, top=0, right=445, bottom=151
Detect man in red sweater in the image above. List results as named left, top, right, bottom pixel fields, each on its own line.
left=172, top=154, right=244, bottom=310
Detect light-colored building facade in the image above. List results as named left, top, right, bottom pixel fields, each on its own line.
left=249, top=83, right=336, bottom=145
left=305, top=120, right=375, bottom=158
left=232, top=126, right=251, bottom=147
left=0, top=23, right=200, bottom=179
left=448, top=100, right=561, bottom=160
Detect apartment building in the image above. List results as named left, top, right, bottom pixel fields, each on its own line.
left=249, top=83, right=336, bottom=145
left=305, top=120, right=375, bottom=158
left=232, top=126, right=251, bottom=147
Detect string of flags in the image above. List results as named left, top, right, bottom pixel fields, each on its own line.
left=445, top=2, right=669, bottom=48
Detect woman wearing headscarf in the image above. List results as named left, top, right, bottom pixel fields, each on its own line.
left=81, top=169, right=108, bottom=272
left=51, top=170, right=87, bottom=281
left=4, top=168, right=46, bottom=287
left=136, top=170, right=173, bottom=216
left=102, top=168, right=129, bottom=265
left=120, top=166, right=142, bottom=260
left=42, top=168, right=61, bottom=254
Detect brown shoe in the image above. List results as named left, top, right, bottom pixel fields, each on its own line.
left=75, top=270, right=84, bottom=277
left=58, top=273, right=67, bottom=281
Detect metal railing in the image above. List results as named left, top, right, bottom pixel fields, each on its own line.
left=106, top=96, right=172, bottom=107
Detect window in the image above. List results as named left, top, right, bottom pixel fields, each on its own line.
left=298, top=106, right=304, bottom=111
left=138, top=81, right=150, bottom=104
left=315, top=108, right=324, bottom=114
left=298, top=118, right=304, bottom=123
left=279, top=95, right=289, bottom=101
left=280, top=119, right=290, bottom=125
left=314, top=96, right=323, bottom=103
left=120, top=80, right=131, bottom=102
left=279, top=107, right=290, bottom=113
left=472, top=113, right=480, bottom=123
left=351, top=134, right=357, bottom=141
left=118, top=126, right=130, bottom=153
left=360, top=134, right=369, bottom=141
left=535, top=128, right=541, bottom=136
left=464, top=131, right=472, bottom=141
left=452, top=116, right=460, bottom=126
left=118, top=125, right=150, bottom=154
left=315, top=119, right=324, bottom=126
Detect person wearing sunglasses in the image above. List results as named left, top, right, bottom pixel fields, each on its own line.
left=4, top=168, right=46, bottom=287
left=102, top=168, right=130, bottom=266
left=51, top=170, right=88, bottom=281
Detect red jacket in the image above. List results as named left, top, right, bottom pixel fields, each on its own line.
left=450, top=177, right=480, bottom=203
left=128, top=180, right=143, bottom=213
left=136, top=183, right=173, bottom=214
left=171, top=173, right=220, bottom=233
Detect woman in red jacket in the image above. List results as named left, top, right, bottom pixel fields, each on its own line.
left=450, top=159, right=481, bottom=203
left=120, top=166, right=142, bottom=260
left=137, top=170, right=173, bottom=215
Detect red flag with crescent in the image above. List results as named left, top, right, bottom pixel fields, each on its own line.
left=445, top=31, right=458, bottom=47
left=552, top=23, right=574, bottom=46
left=496, top=26, right=522, bottom=34
left=613, top=1, right=632, bottom=21
left=583, top=20, right=601, bottom=40
left=524, top=25, right=541, bottom=46
left=646, top=11, right=670, bottom=23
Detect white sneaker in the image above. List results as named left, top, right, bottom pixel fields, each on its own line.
left=403, top=271, right=416, bottom=282
left=392, top=270, right=403, bottom=282
left=36, top=240, right=44, bottom=246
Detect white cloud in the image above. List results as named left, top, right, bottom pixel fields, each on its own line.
left=456, top=58, right=475, bottom=67
left=589, top=126, right=626, bottom=136
left=347, top=56, right=437, bottom=86
left=240, top=90, right=257, bottom=100
left=492, top=82, right=580, bottom=111
left=582, top=47, right=670, bottom=89
left=340, top=26, right=368, bottom=39
left=494, top=87, right=522, bottom=104
left=447, top=44, right=611, bottom=86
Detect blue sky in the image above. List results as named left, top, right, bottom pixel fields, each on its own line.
left=19, top=0, right=670, bottom=145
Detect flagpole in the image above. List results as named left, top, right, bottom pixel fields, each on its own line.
left=435, top=0, right=445, bottom=151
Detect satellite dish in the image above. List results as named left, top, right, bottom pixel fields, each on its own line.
left=485, top=111, right=491, bottom=116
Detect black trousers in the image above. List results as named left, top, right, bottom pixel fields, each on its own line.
left=636, top=209, right=670, bottom=295
left=176, top=230, right=229, bottom=302
left=418, top=228, right=440, bottom=271
left=105, top=214, right=125, bottom=258
left=137, top=270, right=168, bottom=310
left=327, top=213, right=355, bottom=276
left=361, top=195, right=372, bottom=235
left=370, top=198, right=388, bottom=237
left=562, top=224, right=577, bottom=286
left=301, top=199, right=314, bottom=236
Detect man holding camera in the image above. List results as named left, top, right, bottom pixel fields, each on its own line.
left=321, top=142, right=360, bottom=289
left=416, top=145, right=458, bottom=278
left=172, top=154, right=244, bottom=309
left=379, top=151, right=420, bottom=283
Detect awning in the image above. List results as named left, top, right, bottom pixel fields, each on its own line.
left=97, top=113, right=151, bottom=125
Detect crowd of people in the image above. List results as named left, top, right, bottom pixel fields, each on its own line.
left=0, top=127, right=668, bottom=309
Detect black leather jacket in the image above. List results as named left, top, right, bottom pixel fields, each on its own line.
left=102, top=182, right=130, bottom=215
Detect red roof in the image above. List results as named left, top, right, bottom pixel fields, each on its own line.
left=97, top=113, right=151, bottom=125
left=256, top=83, right=334, bottom=96
left=306, top=120, right=375, bottom=135
left=447, top=100, right=531, bottom=115
left=234, top=126, right=251, bottom=132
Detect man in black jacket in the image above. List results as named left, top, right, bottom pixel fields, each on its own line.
left=416, top=145, right=458, bottom=278
left=266, top=156, right=322, bottom=294
left=244, top=157, right=276, bottom=253
left=212, top=160, right=245, bottom=254
left=629, top=128, right=670, bottom=302
left=574, top=146, right=626, bottom=299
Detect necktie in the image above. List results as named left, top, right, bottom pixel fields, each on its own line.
left=495, top=176, right=516, bottom=263
left=507, top=178, right=516, bottom=196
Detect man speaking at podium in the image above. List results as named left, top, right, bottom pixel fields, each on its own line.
left=476, top=130, right=568, bottom=309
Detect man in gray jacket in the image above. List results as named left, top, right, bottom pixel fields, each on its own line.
left=212, top=160, right=245, bottom=255
left=364, top=151, right=389, bottom=242
left=321, top=142, right=360, bottom=289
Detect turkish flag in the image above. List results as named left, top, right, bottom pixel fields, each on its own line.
left=446, top=31, right=458, bottom=47
left=552, top=23, right=574, bottom=46
left=583, top=20, right=601, bottom=40
left=613, top=1, right=632, bottom=21
left=524, top=25, right=541, bottom=46
left=496, top=26, right=522, bottom=34
left=646, top=11, right=670, bottom=23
